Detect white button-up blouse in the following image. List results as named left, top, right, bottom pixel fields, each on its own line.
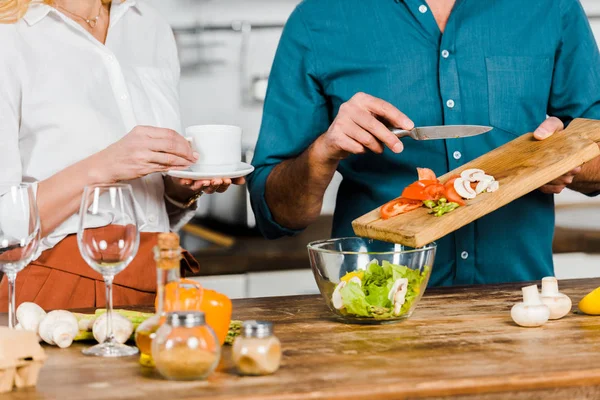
left=0, top=0, right=194, bottom=255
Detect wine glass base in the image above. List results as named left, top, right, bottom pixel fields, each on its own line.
left=82, top=342, right=139, bottom=358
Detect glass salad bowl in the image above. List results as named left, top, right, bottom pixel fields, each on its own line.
left=307, top=237, right=436, bottom=324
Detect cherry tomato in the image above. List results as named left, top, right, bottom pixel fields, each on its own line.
left=380, top=198, right=422, bottom=219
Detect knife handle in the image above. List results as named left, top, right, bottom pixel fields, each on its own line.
left=389, top=128, right=414, bottom=139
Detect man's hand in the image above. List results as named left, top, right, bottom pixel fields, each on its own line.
left=314, top=92, right=414, bottom=162
left=534, top=117, right=582, bottom=194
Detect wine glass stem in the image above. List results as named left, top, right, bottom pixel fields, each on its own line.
left=7, top=272, right=17, bottom=329
left=104, top=275, right=116, bottom=344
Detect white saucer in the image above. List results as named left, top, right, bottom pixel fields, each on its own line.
left=166, top=162, right=255, bottom=180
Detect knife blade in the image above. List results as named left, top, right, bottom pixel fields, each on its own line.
left=389, top=125, right=493, bottom=140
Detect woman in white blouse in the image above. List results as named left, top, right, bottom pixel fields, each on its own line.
left=0, top=0, right=243, bottom=309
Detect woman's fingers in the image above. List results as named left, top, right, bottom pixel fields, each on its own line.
left=147, top=151, right=194, bottom=170
left=216, top=178, right=232, bottom=193
left=145, top=128, right=198, bottom=163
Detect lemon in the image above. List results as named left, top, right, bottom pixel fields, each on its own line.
left=341, top=271, right=365, bottom=282
left=578, top=286, right=600, bottom=315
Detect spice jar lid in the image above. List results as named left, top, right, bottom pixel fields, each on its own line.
left=242, top=321, right=273, bottom=339
left=166, top=311, right=206, bottom=328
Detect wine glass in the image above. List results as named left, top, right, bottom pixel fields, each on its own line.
left=77, top=184, right=140, bottom=357
left=0, top=183, right=41, bottom=328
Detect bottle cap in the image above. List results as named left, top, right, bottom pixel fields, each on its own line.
left=241, top=321, right=273, bottom=339
left=166, top=311, right=205, bottom=328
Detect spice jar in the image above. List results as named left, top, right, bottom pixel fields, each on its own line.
left=232, top=321, right=281, bottom=376
left=152, top=312, right=220, bottom=381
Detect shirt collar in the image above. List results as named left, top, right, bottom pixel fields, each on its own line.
left=22, top=0, right=142, bottom=27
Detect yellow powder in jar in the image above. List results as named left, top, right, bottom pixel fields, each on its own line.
left=155, top=347, right=217, bottom=380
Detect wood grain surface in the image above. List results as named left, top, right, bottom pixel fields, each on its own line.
left=353, top=118, right=600, bottom=247
left=4, top=278, right=600, bottom=399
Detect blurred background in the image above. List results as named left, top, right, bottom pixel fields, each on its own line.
left=146, top=0, right=600, bottom=298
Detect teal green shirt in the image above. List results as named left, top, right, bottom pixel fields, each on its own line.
left=248, top=0, right=600, bottom=286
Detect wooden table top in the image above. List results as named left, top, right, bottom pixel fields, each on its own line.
left=4, top=278, right=600, bottom=400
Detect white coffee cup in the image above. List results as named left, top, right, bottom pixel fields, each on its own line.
left=185, top=125, right=242, bottom=172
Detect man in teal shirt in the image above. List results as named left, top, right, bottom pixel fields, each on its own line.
left=247, top=0, right=600, bottom=286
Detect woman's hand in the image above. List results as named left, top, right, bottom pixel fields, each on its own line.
left=93, top=126, right=198, bottom=183
left=163, top=176, right=246, bottom=204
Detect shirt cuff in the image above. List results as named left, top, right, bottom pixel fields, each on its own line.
left=248, top=165, right=304, bottom=239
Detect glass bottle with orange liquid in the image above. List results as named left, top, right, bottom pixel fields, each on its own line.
left=135, top=232, right=190, bottom=367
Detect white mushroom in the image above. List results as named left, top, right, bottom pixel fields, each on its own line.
left=16, top=302, right=46, bottom=334
left=348, top=277, right=362, bottom=287
left=38, top=310, right=79, bottom=348
left=486, top=181, right=500, bottom=193
left=540, top=277, right=572, bottom=320
left=511, top=285, right=550, bottom=327
left=460, top=169, right=485, bottom=182
left=454, top=178, right=477, bottom=199
left=332, top=281, right=347, bottom=310
left=93, top=313, right=134, bottom=345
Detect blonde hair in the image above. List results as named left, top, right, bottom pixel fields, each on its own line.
left=0, top=0, right=113, bottom=24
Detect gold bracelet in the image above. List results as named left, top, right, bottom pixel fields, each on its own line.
left=164, top=191, right=203, bottom=209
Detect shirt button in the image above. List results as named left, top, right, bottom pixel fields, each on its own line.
left=148, top=215, right=157, bottom=224
left=453, top=151, right=462, bottom=160
left=441, top=50, right=450, bottom=59
left=461, top=251, right=469, bottom=260
left=418, top=4, right=428, bottom=13
left=120, top=94, right=128, bottom=100
left=446, top=99, right=455, bottom=108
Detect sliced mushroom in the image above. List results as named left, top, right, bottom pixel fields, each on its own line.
left=454, top=178, right=477, bottom=199
left=348, top=277, right=362, bottom=287
left=388, top=278, right=408, bottom=302
left=394, top=288, right=407, bottom=306
left=475, top=176, right=495, bottom=194
left=486, top=181, right=500, bottom=193
left=332, top=281, right=347, bottom=310
left=388, top=278, right=409, bottom=316
left=460, top=169, right=485, bottom=182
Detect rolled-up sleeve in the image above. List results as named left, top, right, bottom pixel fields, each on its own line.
left=0, top=27, right=22, bottom=185
left=248, top=5, right=330, bottom=239
left=548, top=0, right=600, bottom=122
left=548, top=0, right=600, bottom=196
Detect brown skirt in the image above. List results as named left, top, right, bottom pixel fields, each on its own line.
left=0, top=228, right=199, bottom=311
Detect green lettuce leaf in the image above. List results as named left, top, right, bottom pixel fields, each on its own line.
left=339, top=281, right=370, bottom=317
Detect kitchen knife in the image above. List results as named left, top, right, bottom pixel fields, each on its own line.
left=389, top=125, right=493, bottom=140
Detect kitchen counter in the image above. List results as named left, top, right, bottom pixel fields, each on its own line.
left=4, top=278, right=600, bottom=399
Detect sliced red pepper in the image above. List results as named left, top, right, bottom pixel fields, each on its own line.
left=417, top=168, right=437, bottom=181
left=380, top=198, right=422, bottom=219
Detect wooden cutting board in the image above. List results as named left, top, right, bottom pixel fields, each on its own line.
left=352, top=118, right=600, bottom=247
